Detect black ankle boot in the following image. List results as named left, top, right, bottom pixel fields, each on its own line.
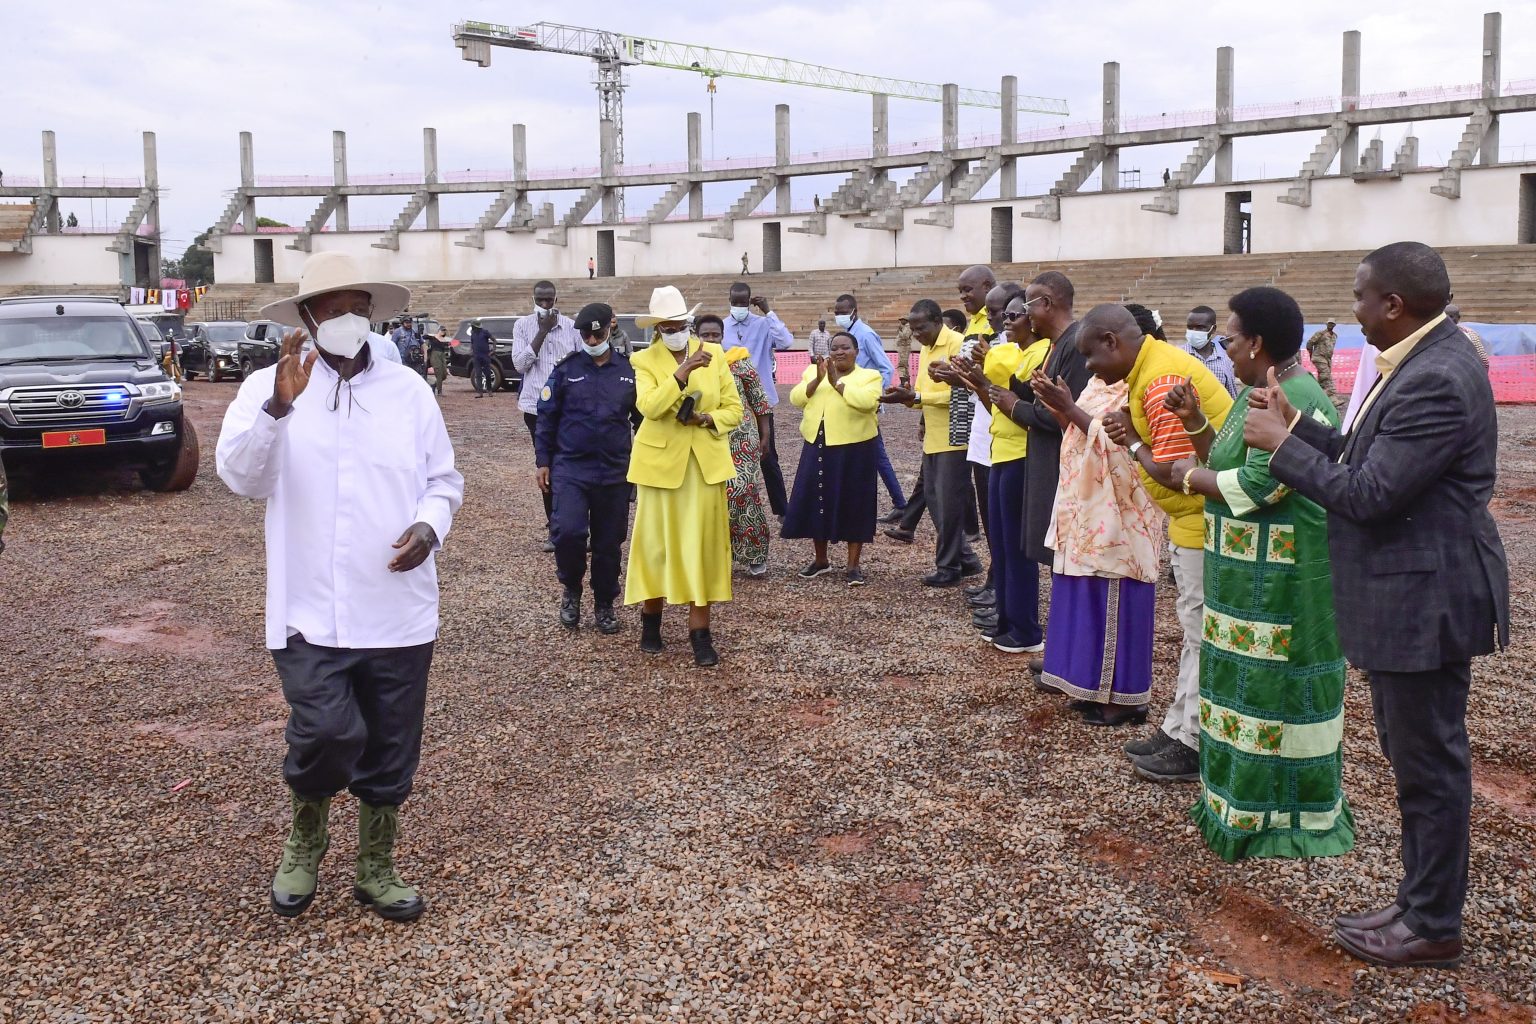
left=640, top=612, right=664, bottom=654
left=689, top=628, right=719, bottom=667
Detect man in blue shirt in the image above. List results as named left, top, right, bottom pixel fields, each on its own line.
left=1184, top=304, right=1239, bottom=397
left=834, top=292, right=905, bottom=515
left=722, top=282, right=794, bottom=515
left=535, top=302, right=639, bottom=636
left=468, top=319, right=496, bottom=398
left=391, top=316, right=424, bottom=373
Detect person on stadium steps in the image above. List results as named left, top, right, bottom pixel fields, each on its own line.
left=722, top=282, right=794, bottom=518
left=1074, top=305, right=1235, bottom=779
left=833, top=292, right=904, bottom=518
left=217, top=251, right=463, bottom=924
left=535, top=302, right=639, bottom=635
left=1305, top=318, right=1341, bottom=407
left=696, top=314, right=772, bottom=579
left=513, top=281, right=582, bottom=551
left=1165, top=287, right=1355, bottom=864
left=625, top=286, right=743, bottom=667
left=783, top=330, right=883, bottom=586
left=807, top=319, right=832, bottom=358
left=879, top=299, right=980, bottom=587
left=587, top=256, right=596, bottom=280
left=1246, top=242, right=1508, bottom=969
left=1184, top=305, right=1240, bottom=398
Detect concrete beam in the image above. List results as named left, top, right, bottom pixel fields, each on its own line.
left=333, top=130, right=349, bottom=231
left=1215, top=47, right=1234, bottom=184
left=423, top=127, right=439, bottom=229
left=687, top=112, right=703, bottom=219
left=1000, top=76, right=1018, bottom=199
left=1102, top=62, right=1121, bottom=191
left=1480, top=11, right=1501, bottom=165
left=1340, top=30, right=1361, bottom=173
left=775, top=104, right=791, bottom=214
left=239, top=132, right=256, bottom=232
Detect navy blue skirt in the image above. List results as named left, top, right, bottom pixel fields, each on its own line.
left=782, top=428, right=878, bottom=543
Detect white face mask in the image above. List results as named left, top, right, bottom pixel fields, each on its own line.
left=729, top=306, right=750, bottom=323
left=313, top=312, right=370, bottom=360
left=834, top=314, right=853, bottom=329
left=660, top=330, right=690, bottom=352
left=1186, top=329, right=1211, bottom=348
left=537, top=304, right=556, bottom=318
left=582, top=340, right=610, bottom=357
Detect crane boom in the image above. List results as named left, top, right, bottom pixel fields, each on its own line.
left=452, top=20, right=1070, bottom=117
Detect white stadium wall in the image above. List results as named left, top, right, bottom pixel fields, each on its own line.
left=212, top=163, right=1536, bottom=284
left=0, top=236, right=124, bottom=287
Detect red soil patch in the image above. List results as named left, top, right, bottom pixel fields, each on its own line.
left=880, top=880, right=929, bottom=904
left=91, top=600, right=219, bottom=659
left=1194, top=886, right=1356, bottom=998
left=1408, top=992, right=1536, bottom=1023
left=883, top=675, right=918, bottom=691
left=132, top=719, right=282, bottom=752
left=1473, top=764, right=1536, bottom=823
left=1082, top=828, right=1156, bottom=877
left=816, top=833, right=873, bottom=856
left=788, top=698, right=838, bottom=727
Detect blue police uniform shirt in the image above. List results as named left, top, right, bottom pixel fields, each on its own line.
left=533, top=350, right=639, bottom=484
left=470, top=326, right=494, bottom=358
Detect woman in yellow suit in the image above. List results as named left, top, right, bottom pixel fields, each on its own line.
left=625, top=286, right=744, bottom=666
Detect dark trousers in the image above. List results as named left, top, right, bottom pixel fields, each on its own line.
left=760, top=412, right=788, bottom=516
left=272, top=635, right=434, bottom=807
left=470, top=354, right=494, bottom=394
left=923, top=450, right=975, bottom=573
left=552, top=474, right=629, bottom=605
left=1369, top=662, right=1473, bottom=942
left=874, top=429, right=906, bottom=509
left=523, top=413, right=555, bottom=528
left=899, top=459, right=928, bottom=532
left=988, top=459, right=1040, bottom=643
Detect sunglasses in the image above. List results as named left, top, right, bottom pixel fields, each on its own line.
left=658, top=323, right=690, bottom=335
left=1002, top=310, right=1027, bottom=322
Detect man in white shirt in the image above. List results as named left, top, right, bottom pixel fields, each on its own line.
left=512, top=280, right=582, bottom=550
left=216, top=252, right=463, bottom=924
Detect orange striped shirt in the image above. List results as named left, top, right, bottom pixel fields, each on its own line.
left=1140, top=374, right=1198, bottom=462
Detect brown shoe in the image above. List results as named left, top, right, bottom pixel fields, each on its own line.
left=1335, top=902, right=1406, bottom=932
left=1334, top=918, right=1462, bottom=969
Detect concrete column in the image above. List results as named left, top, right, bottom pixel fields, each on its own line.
left=1101, top=62, right=1120, bottom=191
left=1215, top=47, right=1234, bottom=184
left=239, top=131, right=257, bottom=232
left=41, top=131, right=60, bottom=232
left=599, top=118, right=618, bottom=221
left=775, top=103, right=791, bottom=215
left=512, top=123, right=531, bottom=222
left=941, top=83, right=966, bottom=198
left=1340, top=30, right=1361, bottom=173
left=143, top=131, right=160, bottom=270
left=872, top=93, right=889, bottom=188
left=332, top=130, right=349, bottom=231
left=1480, top=11, right=1502, bottom=166
left=999, top=75, right=1018, bottom=199
left=687, top=112, right=703, bottom=220
left=422, top=126, right=439, bottom=229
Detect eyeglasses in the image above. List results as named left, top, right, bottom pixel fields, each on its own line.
left=1002, top=310, right=1027, bottom=322
left=657, top=323, right=690, bottom=335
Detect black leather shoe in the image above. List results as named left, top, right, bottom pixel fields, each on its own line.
left=640, top=612, right=664, bottom=654
left=690, top=628, right=719, bottom=667
left=1123, top=728, right=1178, bottom=759
left=1334, top=917, right=1462, bottom=969
left=559, top=589, right=580, bottom=629
left=1335, top=902, right=1407, bottom=932
left=1079, top=703, right=1150, bottom=727
left=967, top=588, right=996, bottom=608
left=959, top=561, right=985, bottom=579
left=923, top=569, right=962, bottom=587
left=877, top=507, right=907, bottom=524
left=594, top=604, right=621, bottom=635
left=542, top=537, right=556, bottom=553
left=883, top=527, right=915, bottom=545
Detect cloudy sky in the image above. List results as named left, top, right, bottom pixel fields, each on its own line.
left=4, top=0, right=1533, bottom=256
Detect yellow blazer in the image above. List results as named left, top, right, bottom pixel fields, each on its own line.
left=628, top=338, right=744, bottom=489
left=789, top=364, right=881, bottom=446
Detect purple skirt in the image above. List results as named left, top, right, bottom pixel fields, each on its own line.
left=1040, top=573, right=1155, bottom=705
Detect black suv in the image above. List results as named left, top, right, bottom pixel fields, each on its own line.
left=237, top=320, right=288, bottom=378
left=182, top=321, right=249, bottom=382
left=0, top=296, right=199, bottom=491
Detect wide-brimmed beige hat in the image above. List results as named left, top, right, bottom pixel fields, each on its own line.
left=634, top=285, right=701, bottom=329
left=258, top=251, right=412, bottom=328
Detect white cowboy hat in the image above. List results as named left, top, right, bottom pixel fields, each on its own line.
left=634, top=285, right=701, bottom=329
left=258, top=251, right=412, bottom=328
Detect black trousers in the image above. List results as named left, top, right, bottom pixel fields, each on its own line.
left=523, top=413, right=555, bottom=528
left=899, top=459, right=928, bottom=532
left=470, top=354, right=495, bottom=394
left=1369, top=662, right=1473, bottom=942
left=272, top=635, right=434, bottom=807
left=922, top=450, right=976, bottom=573
left=552, top=474, right=629, bottom=605
left=760, top=412, right=788, bottom=516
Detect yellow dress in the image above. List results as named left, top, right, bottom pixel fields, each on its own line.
left=624, top=337, right=744, bottom=606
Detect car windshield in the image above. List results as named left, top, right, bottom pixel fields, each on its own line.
left=0, top=316, right=148, bottom=362
left=204, top=325, right=246, bottom=344
left=136, top=321, right=164, bottom=342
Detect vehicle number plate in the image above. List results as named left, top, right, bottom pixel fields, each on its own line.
left=41, top=429, right=107, bottom=448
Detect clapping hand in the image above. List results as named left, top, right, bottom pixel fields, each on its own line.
left=880, top=384, right=917, bottom=405
left=988, top=384, right=1019, bottom=417
left=1101, top=407, right=1136, bottom=447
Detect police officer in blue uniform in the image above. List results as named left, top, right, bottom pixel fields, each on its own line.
left=535, top=303, right=639, bottom=634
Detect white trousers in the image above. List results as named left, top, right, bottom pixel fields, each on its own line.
left=1161, top=543, right=1205, bottom=751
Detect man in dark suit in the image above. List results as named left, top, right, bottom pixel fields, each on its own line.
left=1245, top=241, right=1509, bottom=969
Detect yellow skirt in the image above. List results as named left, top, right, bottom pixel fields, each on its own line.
left=624, top=454, right=733, bottom=606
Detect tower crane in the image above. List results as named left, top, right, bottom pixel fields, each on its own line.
left=452, top=20, right=1070, bottom=217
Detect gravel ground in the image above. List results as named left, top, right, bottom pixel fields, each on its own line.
left=2, top=377, right=1533, bottom=1024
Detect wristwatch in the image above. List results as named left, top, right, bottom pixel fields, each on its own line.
left=1128, top=440, right=1144, bottom=457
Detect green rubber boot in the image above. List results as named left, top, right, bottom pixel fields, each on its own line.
left=270, top=791, right=331, bottom=917
left=353, top=802, right=425, bottom=922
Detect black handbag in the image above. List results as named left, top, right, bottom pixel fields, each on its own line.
left=676, top=391, right=701, bottom=424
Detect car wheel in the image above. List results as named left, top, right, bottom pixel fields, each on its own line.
left=139, top=420, right=200, bottom=492
left=488, top=363, right=506, bottom=392
left=210, top=361, right=223, bottom=384
left=240, top=358, right=254, bottom=380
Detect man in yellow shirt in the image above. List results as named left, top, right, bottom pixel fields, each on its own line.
left=880, top=298, right=977, bottom=586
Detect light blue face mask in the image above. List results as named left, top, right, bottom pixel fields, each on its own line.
left=834, top=314, right=854, bottom=329
left=729, top=306, right=751, bottom=323
left=582, top=340, right=610, bottom=357
left=1186, top=329, right=1211, bottom=348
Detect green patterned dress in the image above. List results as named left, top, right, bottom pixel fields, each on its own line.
left=1190, top=372, right=1354, bottom=862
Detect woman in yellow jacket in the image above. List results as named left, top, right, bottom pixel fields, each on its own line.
left=625, top=287, right=744, bottom=666
left=782, top=331, right=883, bottom=585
